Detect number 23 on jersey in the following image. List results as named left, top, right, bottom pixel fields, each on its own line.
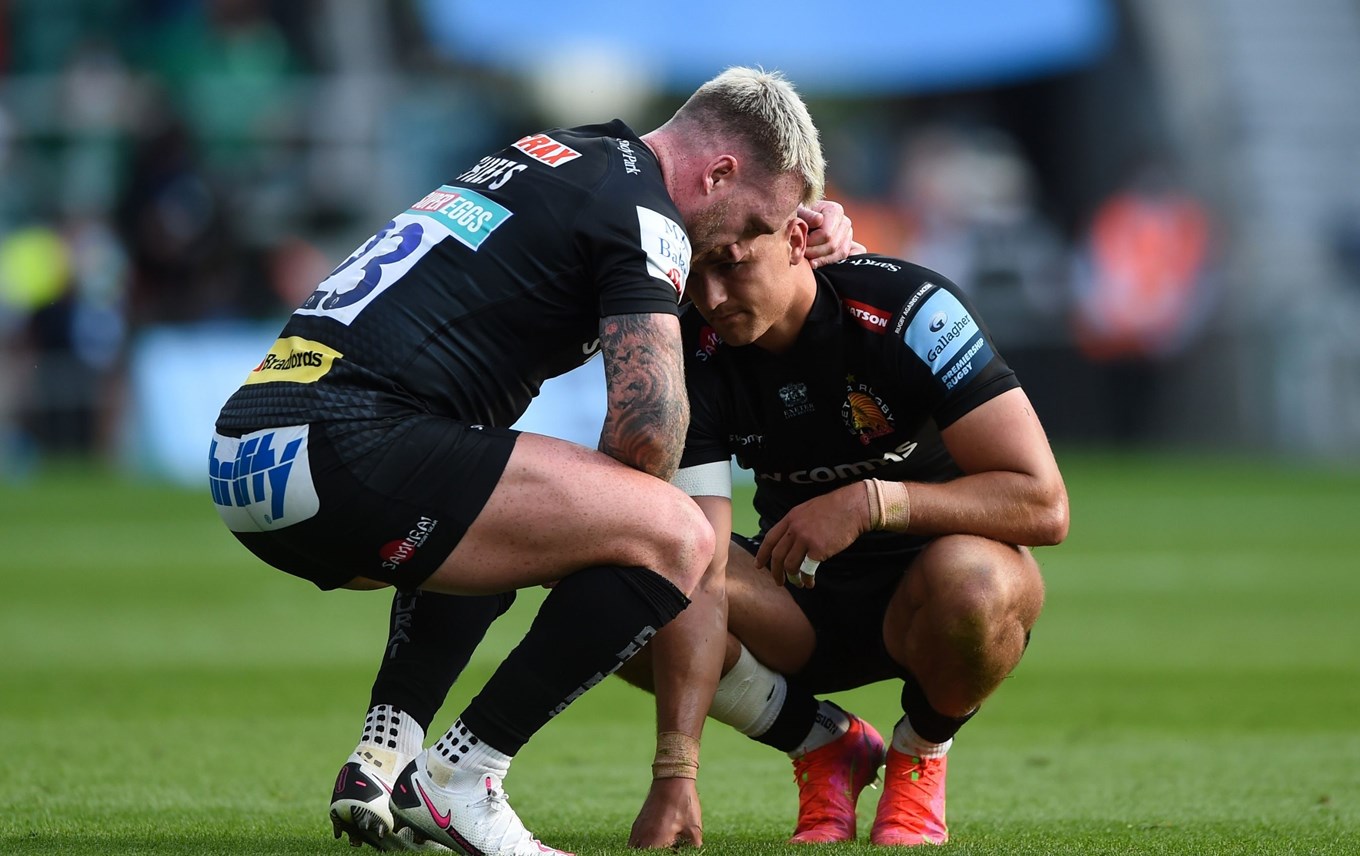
left=296, top=186, right=514, bottom=325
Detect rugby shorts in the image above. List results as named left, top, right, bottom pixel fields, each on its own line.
left=209, top=415, right=518, bottom=591
left=731, top=532, right=923, bottom=693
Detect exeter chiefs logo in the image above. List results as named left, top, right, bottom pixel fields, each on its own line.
left=842, top=376, right=894, bottom=445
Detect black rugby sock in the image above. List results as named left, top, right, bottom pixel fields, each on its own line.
left=459, top=565, right=689, bottom=755
left=900, top=672, right=976, bottom=744
left=749, top=678, right=819, bottom=753
left=368, top=589, right=516, bottom=731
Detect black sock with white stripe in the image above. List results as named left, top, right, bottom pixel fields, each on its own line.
left=458, top=565, right=689, bottom=755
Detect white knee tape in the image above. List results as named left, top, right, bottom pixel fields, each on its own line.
left=709, top=644, right=786, bottom=737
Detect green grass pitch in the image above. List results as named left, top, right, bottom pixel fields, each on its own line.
left=3, top=451, right=1358, bottom=854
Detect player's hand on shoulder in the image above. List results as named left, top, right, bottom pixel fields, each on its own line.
left=628, top=777, right=703, bottom=849
left=800, top=199, right=858, bottom=269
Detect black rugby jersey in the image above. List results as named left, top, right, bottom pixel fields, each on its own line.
left=217, top=120, right=689, bottom=437
left=679, top=254, right=1020, bottom=564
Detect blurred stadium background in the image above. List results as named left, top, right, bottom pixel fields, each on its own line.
left=2, top=0, right=1359, bottom=481
left=4, top=4, right=1360, bottom=853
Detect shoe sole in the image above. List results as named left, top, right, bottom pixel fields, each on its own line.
left=333, top=806, right=453, bottom=852
left=332, top=803, right=399, bottom=850
left=870, top=831, right=949, bottom=846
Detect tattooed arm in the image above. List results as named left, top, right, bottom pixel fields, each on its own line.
left=597, top=312, right=689, bottom=481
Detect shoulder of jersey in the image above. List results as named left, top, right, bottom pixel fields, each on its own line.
left=826, top=254, right=953, bottom=336
left=505, top=122, right=653, bottom=179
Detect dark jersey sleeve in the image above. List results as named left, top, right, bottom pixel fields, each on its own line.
left=576, top=164, right=690, bottom=319
left=886, top=266, right=1019, bottom=429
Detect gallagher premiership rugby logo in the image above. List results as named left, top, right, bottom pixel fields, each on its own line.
left=842, top=375, right=894, bottom=445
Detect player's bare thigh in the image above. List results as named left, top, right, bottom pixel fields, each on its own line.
left=420, top=432, right=714, bottom=595
left=724, top=539, right=817, bottom=676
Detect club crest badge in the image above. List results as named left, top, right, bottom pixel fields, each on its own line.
left=842, top=375, right=895, bottom=445
left=778, top=382, right=814, bottom=418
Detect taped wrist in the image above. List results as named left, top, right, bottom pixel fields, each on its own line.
left=652, top=731, right=700, bottom=779
left=865, top=479, right=882, bottom=529
left=865, top=479, right=911, bottom=532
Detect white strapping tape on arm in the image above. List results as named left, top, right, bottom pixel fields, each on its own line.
left=671, top=460, right=732, bottom=499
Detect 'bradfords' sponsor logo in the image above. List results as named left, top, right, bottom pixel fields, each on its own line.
left=409, top=186, right=513, bottom=250
left=893, top=282, right=936, bottom=336
left=244, top=337, right=342, bottom=385
left=637, top=206, right=690, bottom=296
left=513, top=133, right=582, bottom=167
left=758, top=438, right=920, bottom=484
left=456, top=155, right=527, bottom=190
left=844, top=298, right=890, bottom=334
left=842, top=376, right=895, bottom=445
left=616, top=138, right=642, bottom=175
left=380, top=516, right=439, bottom=572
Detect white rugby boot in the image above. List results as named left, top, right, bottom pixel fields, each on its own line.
left=330, top=756, right=451, bottom=851
left=390, top=753, right=571, bottom=856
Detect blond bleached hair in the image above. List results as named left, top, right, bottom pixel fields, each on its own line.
left=667, top=66, right=825, bottom=205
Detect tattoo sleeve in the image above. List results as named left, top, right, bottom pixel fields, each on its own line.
left=598, top=312, right=689, bottom=481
